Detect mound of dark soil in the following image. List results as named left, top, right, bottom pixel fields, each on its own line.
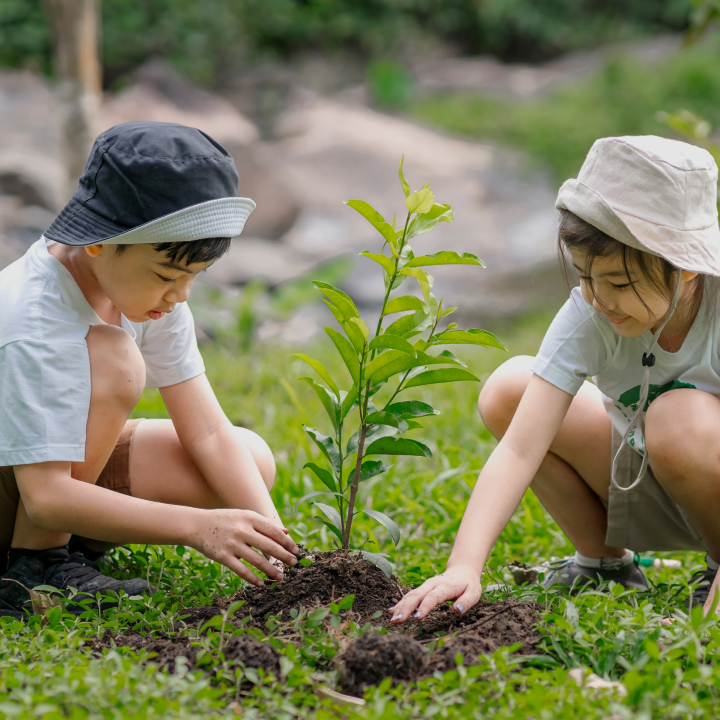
left=231, top=550, right=404, bottom=628
left=338, top=634, right=425, bottom=696
left=337, top=599, right=543, bottom=695
left=84, top=631, right=280, bottom=677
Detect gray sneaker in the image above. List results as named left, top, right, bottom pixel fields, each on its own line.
left=541, top=556, right=649, bottom=592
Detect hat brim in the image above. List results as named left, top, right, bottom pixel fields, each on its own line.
left=45, top=196, right=256, bottom=246
left=556, top=179, right=720, bottom=276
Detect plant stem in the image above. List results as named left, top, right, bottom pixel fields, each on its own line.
left=342, top=422, right=368, bottom=549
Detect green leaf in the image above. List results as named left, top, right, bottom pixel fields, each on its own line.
left=346, top=424, right=398, bottom=455
left=362, top=509, right=400, bottom=546
left=338, top=594, right=355, bottom=610
left=368, top=335, right=416, bottom=355
left=385, top=400, right=439, bottom=419
left=340, top=388, right=359, bottom=420
left=325, top=327, right=361, bottom=385
left=295, top=490, right=344, bottom=514
left=313, top=281, right=359, bottom=321
left=405, top=186, right=435, bottom=214
left=399, top=266, right=434, bottom=304
left=383, top=310, right=430, bottom=338
left=313, top=502, right=343, bottom=532
left=361, top=550, right=393, bottom=578
left=342, top=320, right=367, bottom=355
left=299, top=377, right=339, bottom=431
left=415, top=350, right=466, bottom=367
left=407, top=203, right=455, bottom=239
left=304, top=462, right=338, bottom=492
left=346, top=200, right=397, bottom=249
left=323, top=299, right=346, bottom=326
left=431, top=328, right=507, bottom=351
left=365, top=349, right=420, bottom=385
left=349, top=317, right=369, bottom=340
left=404, top=419, right=423, bottom=429
left=398, top=156, right=410, bottom=198
left=358, top=460, right=393, bottom=482
left=440, top=306, right=458, bottom=318
left=365, top=411, right=399, bottom=428
left=315, top=517, right=343, bottom=543
left=360, top=251, right=396, bottom=276
left=303, top=425, right=342, bottom=474
left=383, top=295, right=427, bottom=316
left=403, top=368, right=480, bottom=389
left=365, top=436, right=433, bottom=458
left=404, top=251, right=485, bottom=268
left=293, top=354, right=340, bottom=397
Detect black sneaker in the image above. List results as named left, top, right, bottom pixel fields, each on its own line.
left=541, top=556, right=649, bottom=592
left=0, top=545, right=155, bottom=617
left=684, top=557, right=718, bottom=609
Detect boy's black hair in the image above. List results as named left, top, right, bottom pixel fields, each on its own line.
left=115, top=237, right=231, bottom=265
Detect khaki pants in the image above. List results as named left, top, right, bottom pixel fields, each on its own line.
left=0, top=419, right=140, bottom=572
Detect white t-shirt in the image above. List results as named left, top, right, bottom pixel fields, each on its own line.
left=0, top=238, right=205, bottom=466
left=532, top=286, right=720, bottom=457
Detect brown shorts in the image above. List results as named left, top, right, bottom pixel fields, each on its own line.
left=605, top=427, right=706, bottom=552
left=0, top=419, right=141, bottom=570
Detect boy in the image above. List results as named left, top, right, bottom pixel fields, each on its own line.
left=0, top=121, right=299, bottom=619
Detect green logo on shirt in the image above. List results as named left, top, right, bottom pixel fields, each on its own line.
left=618, top=380, right=696, bottom=412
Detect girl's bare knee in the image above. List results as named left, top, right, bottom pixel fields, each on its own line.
left=86, top=325, right=145, bottom=409
left=478, top=356, right=535, bottom=439
left=646, top=389, right=716, bottom=473
left=234, top=427, right=276, bottom=491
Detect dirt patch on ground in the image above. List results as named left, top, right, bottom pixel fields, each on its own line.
left=337, top=599, right=543, bottom=695
left=84, top=631, right=280, bottom=676
left=230, top=549, right=405, bottom=628
left=338, top=634, right=425, bottom=696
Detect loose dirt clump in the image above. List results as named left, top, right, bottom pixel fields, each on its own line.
left=84, top=631, right=280, bottom=677
left=338, top=634, right=425, bottom=696
left=232, top=550, right=404, bottom=628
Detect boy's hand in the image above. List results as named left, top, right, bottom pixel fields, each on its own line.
left=389, top=565, right=482, bottom=624
left=191, top=509, right=299, bottom=587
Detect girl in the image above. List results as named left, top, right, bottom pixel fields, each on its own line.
left=391, top=135, right=720, bottom=623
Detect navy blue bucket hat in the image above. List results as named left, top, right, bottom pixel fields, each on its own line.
left=45, top=121, right=255, bottom=246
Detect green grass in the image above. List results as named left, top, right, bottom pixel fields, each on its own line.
left=412, top=39, right=720, bottom=184
left=1, top=310, right=716, bottom=719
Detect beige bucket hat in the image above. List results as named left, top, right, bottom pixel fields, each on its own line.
left=556, top=135, right=720, bottom=277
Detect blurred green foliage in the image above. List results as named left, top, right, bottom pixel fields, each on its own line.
left=413, top=38, right=720, bottom=184
left=0, top=0, right=692, bottom=87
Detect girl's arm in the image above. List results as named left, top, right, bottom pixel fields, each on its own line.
left=390, top=374, right=573, bottom=623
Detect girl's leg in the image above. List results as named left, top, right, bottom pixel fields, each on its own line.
left=127, top=420, right=275, bottom=508
left=645, top=388, right=720, bottom=562
left=11, top=325, right=145, bottom=550
left=478, top=355, right=623, bottom=558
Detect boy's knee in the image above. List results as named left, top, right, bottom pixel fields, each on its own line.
left=234, top=427, right=276, bottom=491
left=477, top=355, right=534, bottom=439
left=646, top=389, right=715, bottom=471
left=86, top=325, right=145, bottom=410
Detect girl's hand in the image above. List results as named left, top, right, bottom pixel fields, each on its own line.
left=190, top=509, right=299, bottom=587
left=389, top=565, right=482, bottom=624
left=703, top=567, right=720, bottom=617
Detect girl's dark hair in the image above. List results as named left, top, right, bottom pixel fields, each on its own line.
left=558, top=209, right=709, bottom=320
left=115, top=237, right=231, bottom=265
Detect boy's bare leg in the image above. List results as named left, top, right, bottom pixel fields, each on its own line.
left=11, top=325, right=144, bottom=550
left=478, top=355, right=624, bottom=558
left=128, top=420, right=275, bottom=508
left=645, top=388, right=720, bottom=562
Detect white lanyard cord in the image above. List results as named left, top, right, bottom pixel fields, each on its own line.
left=610, top=269, right=683, bottom=492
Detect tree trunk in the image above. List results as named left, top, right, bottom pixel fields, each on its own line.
left=45, top=0, right=102, bottom=199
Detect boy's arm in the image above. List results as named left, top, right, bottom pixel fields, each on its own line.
left=160, top=374, right=282, bottom=526
left=14, top=463, right=298, bottom=585
left=390, top=374, right=573, bottom=622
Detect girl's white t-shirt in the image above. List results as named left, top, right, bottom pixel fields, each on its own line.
left=532, top=286, right=720, bottom=457
left=0, top=238, right=205, bottom=466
